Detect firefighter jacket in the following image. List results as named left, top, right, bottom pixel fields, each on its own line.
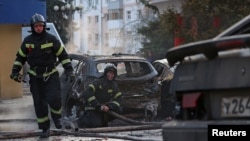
left=83, top=78, right=122, bottom=112
left=11, top=31, right=73, bottom=77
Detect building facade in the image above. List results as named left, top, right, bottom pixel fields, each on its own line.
left=0, top=0, right=46, bottom=98
left=72, top=0, right=182, bottom=55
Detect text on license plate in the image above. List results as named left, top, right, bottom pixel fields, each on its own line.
left=221, top=96, right=250, bottom=117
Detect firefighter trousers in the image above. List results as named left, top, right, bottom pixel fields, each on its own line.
left=29, top=73, right=62, bottom=130
left=77, top=110, right=113, bottom=128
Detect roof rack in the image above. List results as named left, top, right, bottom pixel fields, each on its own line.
left=112, top=52, right=137, bottom=56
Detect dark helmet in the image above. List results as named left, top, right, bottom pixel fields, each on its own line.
left=104, top=63, right=117, bottom=78
left=30, top=13, right=46, bottom=27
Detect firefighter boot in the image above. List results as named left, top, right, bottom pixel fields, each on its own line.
left=54, top=120, right=62, bottom=129
left=40, top=129, right=50, bottom=138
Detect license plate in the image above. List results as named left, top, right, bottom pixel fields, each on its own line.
left=221, top=96, right=250, bottom=117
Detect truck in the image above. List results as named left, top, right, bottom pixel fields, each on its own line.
left=162, top=14, right=250, bottom=141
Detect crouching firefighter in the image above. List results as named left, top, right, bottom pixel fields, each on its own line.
left=10, top=13, right=75, bottom=138
left=77, top=64, right=123, bottom=128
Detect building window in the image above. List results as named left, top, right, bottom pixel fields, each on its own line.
left=108, top=9, right=123, bottom=20
left=127, top=11, right=131, bottom=20
left=95, top=34, right=99, bottom=45
left=88, top=16, right=91, bottom=23
left=95, top=16, right=99, bottom=23
left=109, top=29, right=120, bottom=39
left=104, top=13, right=109, bottom=20
left=137, top=10, right=142, bottom=18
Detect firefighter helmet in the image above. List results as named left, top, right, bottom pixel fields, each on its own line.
left=104, top=63, right=117, bottom=78
left=30, top=13, right=46, bottom=27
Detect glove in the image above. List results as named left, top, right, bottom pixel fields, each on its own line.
left=101, top=105, right=110, bottom=112
left=95, top=104, right=109, bottom=112
left=65, top=71, right=75, bottom=83
left=10, top=73, right=22, bottom=83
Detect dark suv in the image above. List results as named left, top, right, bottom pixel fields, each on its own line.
left=58, top=53, right=163, bottom=120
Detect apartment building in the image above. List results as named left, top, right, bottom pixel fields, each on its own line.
left=73, top=0, right=181, bottom=55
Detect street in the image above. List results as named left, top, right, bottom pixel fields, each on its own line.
left=0, top=85, right=163, bottom=141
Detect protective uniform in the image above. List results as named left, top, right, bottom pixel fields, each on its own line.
left=78, top=64, right=122, bottom=128
left=10, top=13, right=74, bottom=137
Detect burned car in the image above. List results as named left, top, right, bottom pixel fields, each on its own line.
left=59, top=53, right=161, bottom=120
left=152, top=59, right=176, bottom=118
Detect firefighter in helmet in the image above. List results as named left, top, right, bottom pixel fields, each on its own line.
left=10, top=13, right=74, bottom=138
left=78, top=63, right=123, bottom=128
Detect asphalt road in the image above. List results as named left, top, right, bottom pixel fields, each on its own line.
left=0, top=85, right=164, bottom=141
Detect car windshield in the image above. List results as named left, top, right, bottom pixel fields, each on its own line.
left=96, top=61, right=151, bottom=78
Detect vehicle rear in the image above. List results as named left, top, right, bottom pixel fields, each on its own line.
left=167, top=34, right=250, bottom=120
left=161, top=14, right=250, bottom=141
